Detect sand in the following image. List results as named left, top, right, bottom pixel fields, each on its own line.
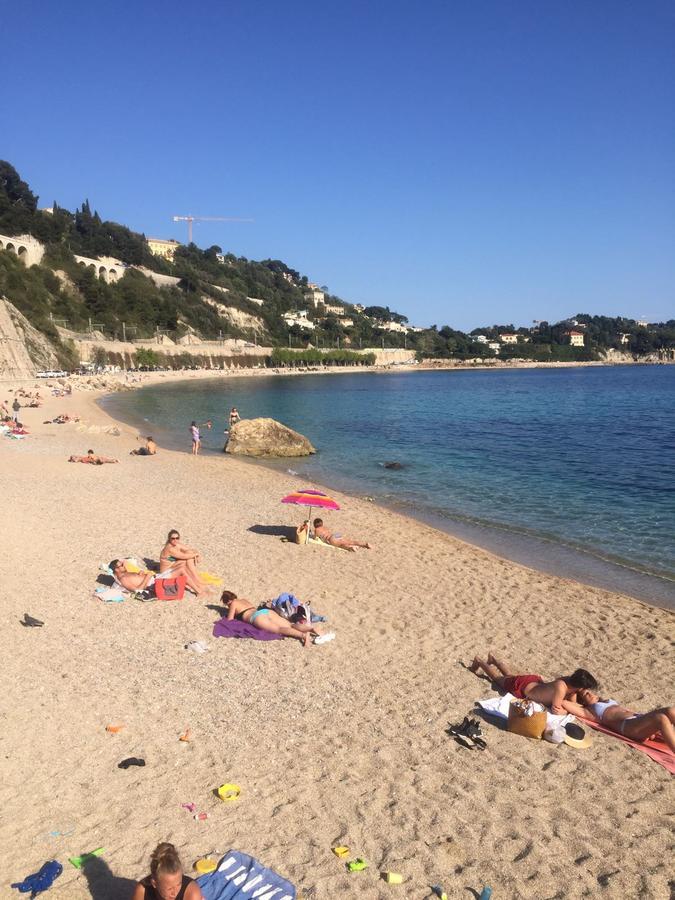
left=1, top=374, right=673, bottom=900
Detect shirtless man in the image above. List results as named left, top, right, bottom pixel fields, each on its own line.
left=130, top=436, right=157, bottom=456
left=111, top=559, right=202, bottom=597
left=469, top=651, right=598, bottom=714
left=69, top=450, right=119, bottom=464
left=312, top=517, right=371, bottom=551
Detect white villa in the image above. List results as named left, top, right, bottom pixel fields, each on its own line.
left=566, top=331, right=585, bottom=347
left=283, top=310, right=315, bottom=330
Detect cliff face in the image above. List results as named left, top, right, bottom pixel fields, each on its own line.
left=0, top=297, right=60, bottom=380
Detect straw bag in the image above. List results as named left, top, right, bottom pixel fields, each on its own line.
left=507, top=699, right=547, bottom=740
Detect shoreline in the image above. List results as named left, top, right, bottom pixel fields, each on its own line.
left=101, top=369, right=675, bottom=612
left=2, top=368, right=674, bottom=899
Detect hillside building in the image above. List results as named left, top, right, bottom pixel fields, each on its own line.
left=304, top=288, right=325, bottom=307
left=146, top=237, right=181, bottom=260
left=566, top=331, right=585, bottom=347
left=323, top=303, right=345, bottom=316
left=499, top=333, right=518, bottom=344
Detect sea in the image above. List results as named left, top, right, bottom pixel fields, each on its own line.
left=102, top=365, right=675, bottom=609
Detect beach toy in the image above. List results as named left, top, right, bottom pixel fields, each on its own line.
left=383, top=871, right=403, bottom=884
left=332, top=846, right=350, bottom=858
left=105, top=724, right=124, bottom=733
left=69, top=847, right=105, bottom=869
left=182, top=802, right=197, bottom=813
left=194, top=857, right=218, bottom=874
left=179, top=728, right=193, bottom=742
left=479, top=889, right=493, bottom=900
left=194, top=812, right=208, bottom=821
left=217, top=783, right=241, bottom=802
left=11, top=860, right=62, bottom=893
left=346, top=859, right=368, bottom=872
left=432, top=887, right=448, bottom=900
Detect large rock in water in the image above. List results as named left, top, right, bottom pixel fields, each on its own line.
left=225, top=417, right=316, bottom=458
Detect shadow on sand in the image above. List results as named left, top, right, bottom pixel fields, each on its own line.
left=81, top=856, right=136, bottom=899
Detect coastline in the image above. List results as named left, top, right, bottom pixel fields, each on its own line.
left=2, top=370, right=673, bottom=898
left=101, top=369, right=675, bottom=611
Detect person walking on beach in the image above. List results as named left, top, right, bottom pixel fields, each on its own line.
left=469, top=652, right=598, bottom=714
left=12, top=397, right=21, bottom=422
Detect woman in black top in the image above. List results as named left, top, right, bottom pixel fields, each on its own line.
left=132, top=843, right=203, bottom=900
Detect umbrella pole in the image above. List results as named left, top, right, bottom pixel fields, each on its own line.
left=307, top=505, right=313, bottom=541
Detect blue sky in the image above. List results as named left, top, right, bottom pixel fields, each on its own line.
left=2, top=0, right=673, bottom=330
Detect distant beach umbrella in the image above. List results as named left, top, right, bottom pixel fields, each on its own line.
left=281, top=488, right=340, bottom=533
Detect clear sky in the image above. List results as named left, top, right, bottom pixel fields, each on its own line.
left=2, top=0, right=674, bottom=330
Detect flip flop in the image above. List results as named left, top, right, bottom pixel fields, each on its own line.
left=118, top=757, right=145, bottom=769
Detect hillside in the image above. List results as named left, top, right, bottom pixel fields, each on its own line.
left=1, top=160, right=674, bottom=370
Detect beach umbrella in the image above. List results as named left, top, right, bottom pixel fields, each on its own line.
left=281, top=488, right=340, bottom=533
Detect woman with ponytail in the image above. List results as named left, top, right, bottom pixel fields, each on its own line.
left=132, top=842, right=203, bottom=900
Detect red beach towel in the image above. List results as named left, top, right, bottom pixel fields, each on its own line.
left=583, top=718, right=675, bottom=775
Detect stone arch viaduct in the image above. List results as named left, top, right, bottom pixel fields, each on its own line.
left=0, top=233, right=45, bottom=267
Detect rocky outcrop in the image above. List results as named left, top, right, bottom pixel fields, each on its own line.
left=0, top=297, right=60, bottom=379
left=225, top=417, right=316, bottom=457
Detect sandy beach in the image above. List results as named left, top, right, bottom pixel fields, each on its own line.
left=1, top=375, right=673, bottom=900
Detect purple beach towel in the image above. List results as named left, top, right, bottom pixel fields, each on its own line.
left=212, top=617, right=282, bottom=641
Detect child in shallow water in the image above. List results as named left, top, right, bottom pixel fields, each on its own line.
left=132, top=842, right=203, bottom=900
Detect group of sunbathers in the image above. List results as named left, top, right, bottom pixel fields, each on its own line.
left=112, top=531, right=206, bottom=597
left=470, top=651, right=675, bottom=751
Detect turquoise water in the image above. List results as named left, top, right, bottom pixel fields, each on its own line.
left=103, top=365, right=675, bottom=607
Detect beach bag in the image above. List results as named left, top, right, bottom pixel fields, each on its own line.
left=155, top=575, right=187, bottom=601
left=507, top=698, right=547, bottom=740
left=269, top=592, right=310, bottom=623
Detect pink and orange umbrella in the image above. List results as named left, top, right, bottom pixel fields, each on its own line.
left=281, top=488, right=340, bottom=526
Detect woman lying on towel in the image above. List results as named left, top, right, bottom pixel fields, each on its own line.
left=221, top=590, right=323, bottom=647
left=562, top=689, right=675, bottom=751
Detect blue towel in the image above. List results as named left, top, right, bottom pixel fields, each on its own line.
left=197, top=850, right=295, bottom=899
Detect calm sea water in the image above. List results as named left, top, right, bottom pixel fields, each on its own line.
left=103, top=366, right=675, bottom=607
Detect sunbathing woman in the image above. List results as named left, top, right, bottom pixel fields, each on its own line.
left=562, top=688, right=675, bottom=752
left=160, top=529, right=205, bottom=591
left=69, top=450, right=119, bottom=464
left=221, top=590, right=322, bottom=647
left=132, top=841, right=203, bottom=900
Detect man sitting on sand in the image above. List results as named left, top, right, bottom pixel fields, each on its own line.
left=130, top=436, right=157, bottom=456
left=312, top=517, right=371, bottom=551
left=69, top=450, right=119, bottom=465
left=469, top=651, right=598, bottom=714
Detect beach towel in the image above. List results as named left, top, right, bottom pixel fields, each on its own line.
left=307, top=537, right=348, bottom=551
left=582, top=718, right=675, bottom=775
left=477, top=693, right=574, bottom=731
left=212, top=617, right=282, bottom=641
left=197, top=850, right=295, bottom=899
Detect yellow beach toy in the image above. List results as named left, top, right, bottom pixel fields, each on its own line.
left=198, top=570, right=223, bottom=585
left=217, top=783, right=241, bottom=802
left=332, top=846, right=350, bottom=858
left=194, top=857, right=218, bottom=875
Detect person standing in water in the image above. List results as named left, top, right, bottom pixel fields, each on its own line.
left=229, top=407, right=241, bottom=429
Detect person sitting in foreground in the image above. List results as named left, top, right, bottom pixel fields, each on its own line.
left=312, top=517, right=371, bottom=551
left=159, top=529, right=205, bottom=591
left=132, top=841, right=203, bottom=900
left=469, top=651, right=598, bottom=714
left=561, top=689, right=675, bottom=752
left=69, top=449, right=119, bottom=464
left=221, top=590, right=322, bottom=647
left=130, top=435, right=157, bottom=456
left=111, top=559, right=202, bottom=597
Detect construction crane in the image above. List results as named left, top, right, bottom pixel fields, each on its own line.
left=172, top=214, right=253, bottom=244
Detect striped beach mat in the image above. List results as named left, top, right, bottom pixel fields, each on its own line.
left=197, top=850, right=296, bottom=899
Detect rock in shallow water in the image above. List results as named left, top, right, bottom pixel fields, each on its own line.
left=225, top=417, right=316, bottom=458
